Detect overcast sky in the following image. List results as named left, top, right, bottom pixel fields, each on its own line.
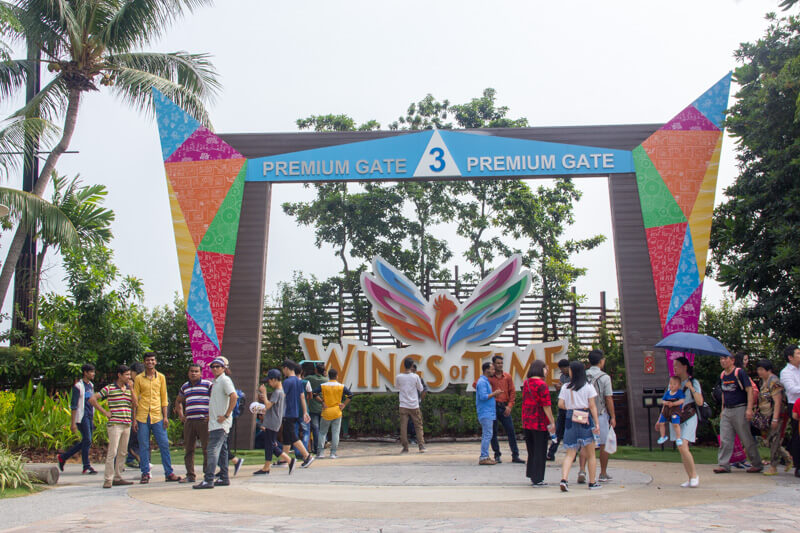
left=0, top=0, right=781, bottom=322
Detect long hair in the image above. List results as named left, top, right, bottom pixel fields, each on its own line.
left=674, top=356, right=694, bottom=379
left=567, top=361, right=587, bottom=390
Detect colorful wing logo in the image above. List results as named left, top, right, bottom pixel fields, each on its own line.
left=361, top=255, right=531, bottom=352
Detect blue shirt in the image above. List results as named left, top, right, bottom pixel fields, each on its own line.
left=283, top=375, right=302, bottom=419
left=662, top=388, right=685, bottom=403
left=70, top=380, right=94, bottom=421
left=476, top=375, right=496, bottom=421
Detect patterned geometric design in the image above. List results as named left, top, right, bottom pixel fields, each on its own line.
left=153, top=89, right=245, bottom=378
left=634, top=73, right=731, bottom=372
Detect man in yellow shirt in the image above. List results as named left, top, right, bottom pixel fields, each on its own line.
left=315, top=368, right=352, bottom=459
left=133, top=352, right=181, bottom=483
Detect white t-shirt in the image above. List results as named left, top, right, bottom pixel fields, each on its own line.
left=396, top=372, right=423, bottom=409
left=558, top=383, right=597, bottom=410
left=208, top=374, right=236, bottom=433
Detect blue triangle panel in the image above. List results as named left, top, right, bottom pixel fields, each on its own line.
left=152, top=89, right=201, bottom=161
left=691, top=72, right=732, bottom=129
left=666, top=226, right=701, bottom=323
left=187, top=254, right=220, bottom=348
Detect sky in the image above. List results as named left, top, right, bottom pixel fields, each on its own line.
left=0, top=0, right=783, bottom=322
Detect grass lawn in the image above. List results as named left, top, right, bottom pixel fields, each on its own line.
left=0, top=485, right=44, bottom=499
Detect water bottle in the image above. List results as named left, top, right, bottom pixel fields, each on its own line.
left=549, top=433, right=558, bottom=443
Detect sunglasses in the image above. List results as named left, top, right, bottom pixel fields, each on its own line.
left=210, top=364, right=222, bottom=369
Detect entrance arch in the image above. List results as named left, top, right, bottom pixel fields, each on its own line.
left=153, top=73, right=731, bottom=448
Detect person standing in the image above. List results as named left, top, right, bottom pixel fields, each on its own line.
left=175, top=364, right=212, bottom=484
left=547, top=358, right=571, bottom=461
left=90, top=365, right=135, bottom=488
left=755, top=359, right=786, bottom=476
left=488, top=355, right=523, bottom=464
left=580, top=350, right=616, bottom=483
left=780, top=345, right=800, bottom=478
left=407, top=362, right=428, bottom=445
left=134, top=352, right=181, bottom=483
left=558, top=361, right=602, bottom=492
left=396, top=357, right=426, bottom=453
left=306, top=363, right=327, bottom=456
left=254, top=369, right=295, bottom=475
left=713, top=353, right=764, bottom=474
left=125, top=362, right=144, bottom=468
left=317, top=368, right=353, bottom=458
left=57, top=364, right=97, bottom=474
left=671, top=356, right=703, bottom=488
left=280, top=360, right=315, bottom=468
left=522, top=361, right=555, bottom=485
left=477, top=362, right=502, bottom=465
left=193, top=357, right=238, bottom=489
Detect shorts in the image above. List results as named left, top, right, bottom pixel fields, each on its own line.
left=657, top=412, right=681, bottom=424
left=596, top=412, right=610, bottom=447
left=562, top=410, right=596, bottom=450
left=281, top=417, right=299, bottom=445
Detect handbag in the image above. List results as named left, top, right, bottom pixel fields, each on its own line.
left=751, top=411, right=771, bottom=431
left=570, top=389, right=590, bottom=424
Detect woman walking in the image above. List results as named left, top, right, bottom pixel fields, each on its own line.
left=522, top=360, right=556, bottom=486
left=558, top=361, right=602, bottom=492
left=671, top=356, right=703, bottom=487
left=755, top=359, right=791, bottom=475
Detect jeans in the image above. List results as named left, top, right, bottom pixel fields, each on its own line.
left=718, top=405, right=763, bottom=469
left=104, top=424, right=130, bottom=482
left=205, top=429, right=229, bottom=483
left=62, top=416, right=93, bottom=469
left=491, top=403, right=520, bottom=459
left=318, top=417, right=342, bottom=455
left=479, top=417, right=494, bottom=459
left=310, top=413, right=321, bottom=454
left=293, top=418, right=310, bottom=457
left=126, top=424, right=139, bottom=464
left=137, top=416, right=173, bottom=476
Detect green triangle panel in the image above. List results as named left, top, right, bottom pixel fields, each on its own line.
left=633, top=145, right=687, bottom=229
left=197, top=163, right=246, bottom=255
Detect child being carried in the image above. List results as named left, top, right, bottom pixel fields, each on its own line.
left=656, top=375, right=685, bottom=446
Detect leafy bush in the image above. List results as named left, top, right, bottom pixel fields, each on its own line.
left=0, top=446, right=33, bottom=490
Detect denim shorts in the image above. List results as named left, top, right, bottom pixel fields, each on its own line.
left=562, top=409, right=596, bottom=450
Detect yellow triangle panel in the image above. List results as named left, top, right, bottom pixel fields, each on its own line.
left=166, top=178, right=196, bottom=305
left=688, top=133, right=722, bottom=282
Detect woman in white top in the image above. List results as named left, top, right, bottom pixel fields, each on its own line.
left=558, top=360, right=601, bottom=492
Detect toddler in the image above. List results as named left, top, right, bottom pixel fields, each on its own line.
left=656, top=375, right=685, bottom=446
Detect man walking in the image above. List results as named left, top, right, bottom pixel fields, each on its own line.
left=57, top=364, right=97, bottom=474
left=317, top=368, right=353, bottom=458
left=254, top=369, right=295, bottom=475
left=477, top=361, right=503, bottom=465
left=713, top=353, right=764, bottom=473
left=280, top=360, right=315, bottom=468
left=91, top=364, right=135, bottom=488
left=134, top=352, right=181, bottom=483
left=306, top=363, right=327, bottom=457
left=780, top=345, right=800, bottom=478
left=580, top=350, right=616, bottom=483
left=396, top=357, right=425, bottom=453
left=193, top=357, right=238, bottom=489
left=489, top=355, right=523, bottom=464
left=175, top=363, right=212, bottom=483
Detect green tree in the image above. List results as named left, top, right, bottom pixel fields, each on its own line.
left=0, top=0, right=220, bottom=309
left=710, top=14, right=800, bottom=345
left=147, top=293, right=191, bottom=388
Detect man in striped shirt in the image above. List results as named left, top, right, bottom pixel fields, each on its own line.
left=176, top=364, right=213, bottom=483
left=91, top=364, right=136, bottom=488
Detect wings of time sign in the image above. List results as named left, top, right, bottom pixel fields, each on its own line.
left=299, top=255, right=568, bottom=392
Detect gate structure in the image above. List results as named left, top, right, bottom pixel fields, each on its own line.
left=153, top=73, right=731, bottom=448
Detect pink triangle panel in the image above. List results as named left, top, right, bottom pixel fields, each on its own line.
left=165, top=126, right=244, bottom=163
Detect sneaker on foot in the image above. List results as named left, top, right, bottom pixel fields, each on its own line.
left=288, top=457, right=296, bottom=475
left=512, top=457, right=525, bottom=464
left=560, top=479, right=569, bottom=492
left=588, top=482, right=602, bottom=490
left=56, top=453, right=65, bottom=472
left=192, top=480, right=214, bottom=489
left=577, top=471, right=586, bottom=484
left=418, top=446, right=426, bottom=453
left=656, top=436, right=668, bottom=444
left=494, top=456, right=503, bottom=464
left=531, top=480, right=547, bottom=487
left=713, top=467, right=731, bottom=474
left=140, top=473, right=150, bottom=484
left=329, top=453, right=337, bottom=459
left=598, top=473, right=612, bottom=483
left=301, top=455, right=315, bottom=468
left=83, top=466, right=97, bottom=475
left=213, top=479, right=230, bottom=486
left=233, top=457, right=244, bottom=477
left=689, top=476, right=699, bottom=487
left=253, top=469, right=269, bottom=475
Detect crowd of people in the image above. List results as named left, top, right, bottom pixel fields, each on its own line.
left=55, top=345, right=800, bottom=492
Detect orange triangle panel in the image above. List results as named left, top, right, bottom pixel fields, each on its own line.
left=646, top=222, right=687, bottom=328
left=165, top=159, right=246, bottom=248
left=641, top=130, right=720, bottom=219
left=197, top=251, right=235, bottom=346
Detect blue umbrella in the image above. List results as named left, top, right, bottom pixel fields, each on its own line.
left=655, top=332, right=731, bottom=357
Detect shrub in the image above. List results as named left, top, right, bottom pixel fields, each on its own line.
left=0, top=446, right=33, bottom=490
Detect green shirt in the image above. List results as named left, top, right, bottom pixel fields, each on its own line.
left=306, top=374, right=328, bottom=414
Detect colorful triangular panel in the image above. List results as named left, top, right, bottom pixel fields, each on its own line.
left=646, top=222, right=687, bottom=327
left=663, top=283, right=703, bottom=375
left=153, top=89, right=201, bottom=161
left=166, top=179, right=196, bottom=304
left=166, top=158, right=246, bottom=248
left=632, top=145, right=687, bottom=229
left=165, top=126, right=245, bottom=164
left=661, top=105, right=719, bottom=132
left=198, top=164, right=246, bottom=255
left=691, top=72, right=732, bottom=129
left=187, top=312, right=220, bottom=380
left=667, top=227, right=701, bottom=323
left=187, top=255, right=220, bottom=348
left=197, top=251, right=235, bottom=346
left=641, top=130, right=720, bottom=219
left=688, top=133, right=723, bottom=282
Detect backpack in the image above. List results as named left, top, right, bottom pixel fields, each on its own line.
left=587, top=369, right=610, bottom=413
left=715, top=368, right=758, bottom=406
left=232, top=389, right=246, bottom=419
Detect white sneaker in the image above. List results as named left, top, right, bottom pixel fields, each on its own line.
left=329, top=453, right=337, bottom=459
left=689, top=476, right=699, bottom=487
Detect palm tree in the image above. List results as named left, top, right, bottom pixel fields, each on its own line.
left=0, top=0, right=220, bottom=308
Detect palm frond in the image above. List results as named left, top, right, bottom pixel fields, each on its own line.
left=10, top=74, right=69, bottom=122
left=107, top=66, right=214, bottom=128
left=101, top=0, right=214, bottom=52
left=49, top=173, right=113, bottom=247
left=0, top=59, right=34, bottom=100
left=0, top=116, right=60, bottom=180
left=15, top=0, right=73, bottom=59
left=0, top=185, right=78, bottom=248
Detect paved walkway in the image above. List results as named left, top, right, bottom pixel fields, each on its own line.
left=3, top=442, right=800, bottom=531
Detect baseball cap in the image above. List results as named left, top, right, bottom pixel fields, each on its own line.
left=265, top=368, right=282, bottom=381
left=210, top=357, right=228, bottom=368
